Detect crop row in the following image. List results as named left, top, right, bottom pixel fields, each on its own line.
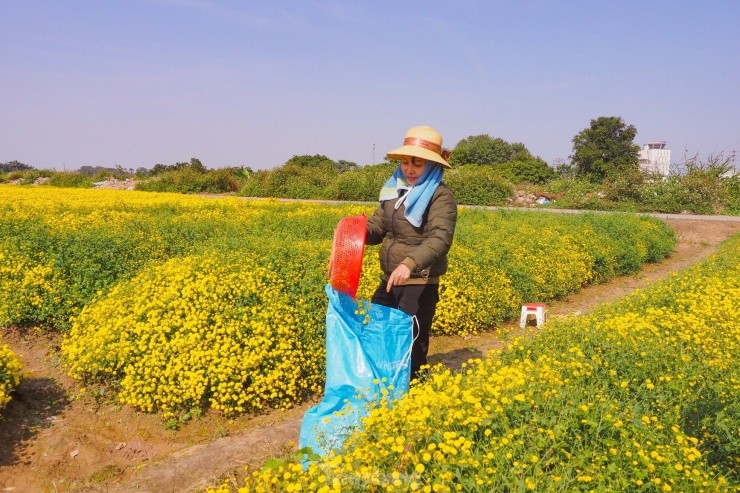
left=0, top=186, right=675, bottom=419
left=218, top=234, right=739, bottom=492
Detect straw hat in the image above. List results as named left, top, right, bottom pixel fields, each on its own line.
left=387, top=125, right=451, bottom=169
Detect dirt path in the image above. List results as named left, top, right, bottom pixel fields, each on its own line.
left=1, top=217, right=738, bottom=493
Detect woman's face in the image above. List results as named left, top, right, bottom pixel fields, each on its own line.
left=400, top=156, right=427, bottom=186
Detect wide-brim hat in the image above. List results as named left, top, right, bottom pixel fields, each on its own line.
left=387, top=125, right=451, bottom=169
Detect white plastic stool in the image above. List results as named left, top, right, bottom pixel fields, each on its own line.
left=520, top=303, right=546, bottom=328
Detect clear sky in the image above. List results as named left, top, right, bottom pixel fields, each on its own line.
left=2, top=1, right=739, bottom=171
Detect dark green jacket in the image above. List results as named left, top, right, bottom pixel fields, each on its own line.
left=366, top=184, right=457, bottom=283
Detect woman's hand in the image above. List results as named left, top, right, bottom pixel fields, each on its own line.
left=386, top=264, right=411, bottom=292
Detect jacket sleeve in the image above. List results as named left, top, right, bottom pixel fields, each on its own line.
left=365, top=202, right=385, bottom=246
left=403, top=187, right=457, bottom=272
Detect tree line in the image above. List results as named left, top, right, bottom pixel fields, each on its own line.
left=3, top=116, right=738, bottom=214
left=1, top=116, right=642, bottom=180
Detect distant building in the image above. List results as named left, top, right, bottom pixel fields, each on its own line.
left=638, top=141, right=671, bottom=176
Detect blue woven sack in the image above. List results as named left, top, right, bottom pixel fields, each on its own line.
left=298, top=284, right=413, bottom=461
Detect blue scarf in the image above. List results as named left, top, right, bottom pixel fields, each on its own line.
left=378, top=163, right=442, bottom=227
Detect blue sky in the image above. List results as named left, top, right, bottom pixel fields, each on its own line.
left=2, top=1, right=739, bottom=171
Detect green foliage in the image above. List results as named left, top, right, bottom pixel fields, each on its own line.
left=240, top=158, right=517, bottom=205
left=0, top=215, right=211, bottom=330
left=639, top=156, right=739, bottom=214
left=323, top=162, right=396, bottom=201
left=0, top=160, right=33, bottom=173
left=495, top=157, right=558, bottom=184
left=147, top=158, right=208, bottom=177
left=189, top=158, right=206, bottom=173
left=283, top=154, right=337, bottom=170
left=78, top=165, right=131, bottom=180
left=537, top=177, right=610, bottom=210
left=4, top=169, right=54, bottom=185
left=453, top=210, right=675, bottom=305
left=601, top=167, right=645, bottom=202
left=48, top=172, right=95, bottom=188
left=726, top=174, right=740, bottom=214
left=443, top=165, right=514, bottom=206
left=554, top=159, right=576, bottom=177
left=571, top=116, right=640, bottom=182
left=449, top=134, right=532, bottom=167
left=237, top=169, right=271, bottom=197
left=239, top=155, right=342, bottom=199
left=136, top=168, right=243, bottom=194
left=200, top=168, right=243, bottom=193
left=335, top=159, right=359, bottom=173
left=538, top=157, right=740, bottom=215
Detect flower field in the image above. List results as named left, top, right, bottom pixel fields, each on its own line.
left=0, top=186, right=676, bottom=420
left=217, top=234, right=740, bottom=493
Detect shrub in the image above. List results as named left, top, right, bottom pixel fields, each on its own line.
left=448, top=134, right=533, bottom=167
left=495, top=157, right=558, bottom=184
left=7, top=169, right=54, bottom=185
left=48, top=172, right=95, bottom=188
left=0, top=160, right=33, bottom=173
left=1, top=188, right=677, bottom=423
left=233, top=234, right=739, bottom=492
left=638, top=157, right=739, bottom=214
left=62, top=253, right=324, bottom=418
left=601, top=167, right=645, bottom=203
left=238, top=169, right=272, bottom=197
left=239, top=164, right=338, bottom=199
left=239, top=155, right=342, bottom=200
left=324, top=163, right=396, bottom=202
left=200, top=168, right=242, bottom=193
left=0, top=189, right=246, bottom=330
left=726, top=175, right=740, bottom=214
left=136, top=168, right=243, bottom=194
left=444, top=165, right=514, bottom=206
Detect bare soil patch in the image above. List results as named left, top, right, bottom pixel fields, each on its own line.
left=1, top=217, right=738, bottom=493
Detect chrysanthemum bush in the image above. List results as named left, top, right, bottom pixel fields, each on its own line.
left=1, top=187, right=674, bottom=337
left=360, top=210, right=675, bottom=337
left=1, top=187, right=677, bottom=417
left=0, top=187, right=270, bottom=330
left=0, top=334, right=22, bottom=410
left=0, top=245, right=70, bottom=328
left=220, top=234, right=739, bottom=492
left=61, top=252, right=325, bottom=417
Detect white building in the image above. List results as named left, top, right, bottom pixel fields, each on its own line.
left=638, top=141, right=671, bottom=176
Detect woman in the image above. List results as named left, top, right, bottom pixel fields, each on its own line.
left=366, top=125, right=457, bottom=382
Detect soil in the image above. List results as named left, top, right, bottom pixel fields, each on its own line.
left=1, top=216, right=738, bottom=493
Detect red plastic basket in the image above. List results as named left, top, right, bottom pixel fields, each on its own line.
left=328, top=214, right=367, bottom=299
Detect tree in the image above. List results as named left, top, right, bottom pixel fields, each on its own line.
left=148, top=158, right=206, bottom=176
left=284, top=154, right=336, bottom=169
left=189, top=158, right=207, bottom=173
left=449, top=135, right=533, bottom=167
left=501, top=157, right=558, bottom=184
left=0, top=160, right=33, bottom=172
left=570, top=117, right=640, bottom=182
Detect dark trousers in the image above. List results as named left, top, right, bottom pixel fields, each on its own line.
left=371, top=282, right=439, bottom=381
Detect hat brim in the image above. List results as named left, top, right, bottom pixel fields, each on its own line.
left=387, top=145, right=451, bottom=169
